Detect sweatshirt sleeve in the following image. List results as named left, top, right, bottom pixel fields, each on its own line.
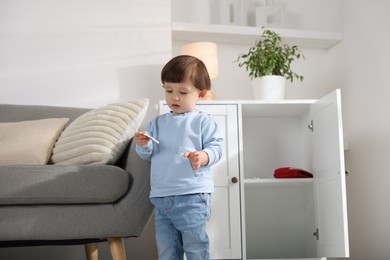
left=136, top=141, right=153, bottom=161
left=202, top=115, right=223, bottom=167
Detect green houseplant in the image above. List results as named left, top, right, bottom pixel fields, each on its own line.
left=236, top=28, right=304, bottom=100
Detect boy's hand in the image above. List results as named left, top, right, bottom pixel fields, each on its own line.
left=135, top=131, right=151, bottom=147
left=183, top=151, right=209, bottom=171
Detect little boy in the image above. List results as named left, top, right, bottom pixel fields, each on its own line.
left=135, top=55, right=223, bottom=260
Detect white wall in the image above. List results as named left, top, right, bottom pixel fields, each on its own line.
left=331, top=0, right=390, bottom=259
left=0, top=0, right=171, bottom=121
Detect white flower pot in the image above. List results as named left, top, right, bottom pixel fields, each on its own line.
left=252, top=75, right=286, bottom=100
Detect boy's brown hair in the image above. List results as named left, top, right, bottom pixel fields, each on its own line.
left=161, top=55, right=211, bottom=91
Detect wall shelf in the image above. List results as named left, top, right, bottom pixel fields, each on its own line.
left=172, top=22, right=343, bottom=49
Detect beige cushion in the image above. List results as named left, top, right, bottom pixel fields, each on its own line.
left=51, top=98, right=149, bottom=165
left=0, top=118, right=69, bottom=165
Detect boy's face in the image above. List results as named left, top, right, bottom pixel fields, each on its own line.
left=163, top=81, right=206, bottom=114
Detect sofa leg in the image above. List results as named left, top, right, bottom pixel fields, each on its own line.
left=108, top=238, right=126, bottom=260
left=84, top=243, right=98, bottom=260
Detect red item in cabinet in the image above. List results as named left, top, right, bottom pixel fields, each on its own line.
left=274, top=167, right=313, bottom=178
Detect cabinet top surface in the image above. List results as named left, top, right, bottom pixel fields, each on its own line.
left=160, top=99, right=317, bottom=105
left=160, top=99, right=317, bottom=117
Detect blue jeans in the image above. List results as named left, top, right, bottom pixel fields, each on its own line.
left=150, top=193, right=212, bottom=260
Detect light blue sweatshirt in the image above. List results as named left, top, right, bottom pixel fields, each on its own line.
left=136, top=109, right=223, bottom=198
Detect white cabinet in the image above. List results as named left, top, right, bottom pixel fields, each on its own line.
left=159, top=89, right=349, bottom=260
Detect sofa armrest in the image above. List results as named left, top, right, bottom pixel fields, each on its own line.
left=115, top=138, right=153, bottom=237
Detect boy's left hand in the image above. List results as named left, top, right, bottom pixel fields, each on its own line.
left=183, top=151, right=208, bottom=171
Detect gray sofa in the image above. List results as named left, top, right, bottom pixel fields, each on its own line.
left=0, top=104, right=153, bottom=260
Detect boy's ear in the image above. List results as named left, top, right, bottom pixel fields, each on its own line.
left=198, top=90, right=208, bottom=99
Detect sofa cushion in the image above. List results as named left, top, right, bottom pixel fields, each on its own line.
left=0, top=118, right=69, bottom=165
left=50, top=98, right=148, bottom=165
left=0, top=164, right=130, bottom=205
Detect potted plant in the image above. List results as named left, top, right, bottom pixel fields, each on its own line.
left=236, top=28, right=304, bottom=100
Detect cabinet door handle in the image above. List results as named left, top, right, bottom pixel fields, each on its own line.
left=231, top=177, right=239, bottom=184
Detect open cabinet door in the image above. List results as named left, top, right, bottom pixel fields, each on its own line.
left=311, top=89, right=350, bottom=257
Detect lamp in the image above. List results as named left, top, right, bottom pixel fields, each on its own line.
left=181, top=42, right=219, bottom=80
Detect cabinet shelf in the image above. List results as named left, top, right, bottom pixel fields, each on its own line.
left=172, top=22, right=343, bottom=49
left=244, top=178, right=313, bottom=188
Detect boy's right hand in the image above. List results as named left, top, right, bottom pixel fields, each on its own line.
left=135, top=131, right=150, bottom=146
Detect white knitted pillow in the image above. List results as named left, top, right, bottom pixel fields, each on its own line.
left=50, top=98, right=148, bottom=165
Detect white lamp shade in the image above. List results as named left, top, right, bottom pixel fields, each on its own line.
left=181, top=42, right=219, bottom=79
